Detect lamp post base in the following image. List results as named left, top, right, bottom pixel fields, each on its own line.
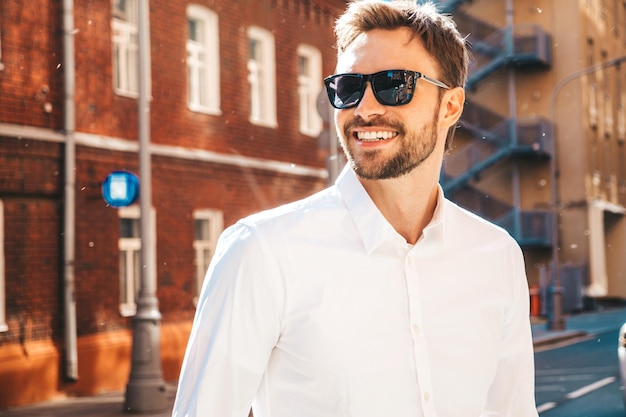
left=123, top=313, right=167, bottom=413
left=124, top=376, right=167, bottom=413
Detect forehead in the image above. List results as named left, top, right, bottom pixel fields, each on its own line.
left=336, top=28, right=439, bottom=76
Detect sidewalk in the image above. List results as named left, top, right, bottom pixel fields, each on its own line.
left=0, top=383, right=178, bottom=417
left=3, top=307, right=626, bottom=417
left=531, top=305, right=626, bottom=349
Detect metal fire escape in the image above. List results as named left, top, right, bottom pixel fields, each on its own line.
left=430, top=1, right=555, bottom=248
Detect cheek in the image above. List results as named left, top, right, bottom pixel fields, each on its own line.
left=335, top=111, right=350, bottom=135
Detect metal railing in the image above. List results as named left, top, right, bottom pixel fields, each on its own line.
left=495, top=209, right=554, bottom=247
left=442, top=110, right=553, bottom=193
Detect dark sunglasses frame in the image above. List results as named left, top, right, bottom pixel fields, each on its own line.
left=324, top=69, right=450, bottom=110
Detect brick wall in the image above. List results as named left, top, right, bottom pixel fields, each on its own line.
left=0, top=137, right=63, bottom=344
left=0, top=2, right=64, bottom=129
left=0, top=0, right=345, bottom=405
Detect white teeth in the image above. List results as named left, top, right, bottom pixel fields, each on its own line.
left=356, top=131, right=396, bottom=141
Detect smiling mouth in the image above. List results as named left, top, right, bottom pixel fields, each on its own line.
left=355, top=131, right=398, bottom=142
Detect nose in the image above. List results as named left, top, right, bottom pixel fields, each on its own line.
left=353, top=81, right=386, bottom=120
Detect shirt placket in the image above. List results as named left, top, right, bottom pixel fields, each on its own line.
left=405, top=250, right=438, bottom=417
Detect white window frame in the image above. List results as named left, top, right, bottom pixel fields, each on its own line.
left=297, top=44, right=323, bottom=136
left=247, top=26, right=277, bottom=127
left=118, top=205, right=156, bottom=316
left=187, top=5, right=221, bottom=115
left=589, top=82, right=598, bottom=129
left=0, top=200, right=7, bottom=332
left=619, top=102, right=625, bottom=142
left=112, top=0, right=139, bottom=97
left=0, top=21, right=5, bottom=71
left=193, top=209, right=223, bottom=305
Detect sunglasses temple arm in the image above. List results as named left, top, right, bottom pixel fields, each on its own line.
left=422, top=75, right=450, bottom=90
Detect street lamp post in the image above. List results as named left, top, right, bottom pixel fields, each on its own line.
left=547, top=55, right=626, bottom=331
left=123, top=0, right=167, bottom=412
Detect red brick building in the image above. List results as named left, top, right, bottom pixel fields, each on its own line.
left=0, top=0, right=344, bottom=407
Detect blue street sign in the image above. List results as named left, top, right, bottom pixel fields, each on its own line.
left=102, top=170, right=139, bottom=207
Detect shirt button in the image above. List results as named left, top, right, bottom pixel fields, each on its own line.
left=412, top=324, right=420, bottom=335
left=423, top=392, right=430, bottom=402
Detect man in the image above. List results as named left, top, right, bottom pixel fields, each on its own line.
left=172, top=1, right=539, bottom=416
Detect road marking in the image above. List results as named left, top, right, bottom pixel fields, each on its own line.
left=536, top=376, right=617, bottom=414
left=537, top=374, right=600, bottom=383
left=536, top=402, right=556, bottom=413
left=564, top=376, right=616, bottom=399
left=535, top=366, right=617, bottom=376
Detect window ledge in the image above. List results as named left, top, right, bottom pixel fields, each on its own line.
left=188, top=104, right=222, bottom=116
left=114, top=89, right=139, bottom=99
left=249, top=118, right=278, bottom=129
left=119, top=305, right=136, bottom=317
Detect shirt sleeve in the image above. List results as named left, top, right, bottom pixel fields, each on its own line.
left=172, top=221, right=284, bottom=417
left=482, top=242, right=539, bottom=417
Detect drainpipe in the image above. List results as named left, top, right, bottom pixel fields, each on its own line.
left=62, top=0, right=78, bottom=381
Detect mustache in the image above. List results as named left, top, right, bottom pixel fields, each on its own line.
left=344, top=116, right=405, bottom=132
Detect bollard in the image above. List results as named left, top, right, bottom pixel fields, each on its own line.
left=529, top=284, right=541, bottom=317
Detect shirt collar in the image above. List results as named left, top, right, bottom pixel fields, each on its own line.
left=335, top=166, right=446, bottom=254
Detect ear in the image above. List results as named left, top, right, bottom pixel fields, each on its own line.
left=439, top=86, right=465, bottom=130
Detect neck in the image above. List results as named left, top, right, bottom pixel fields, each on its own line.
left=359, top=168, right=440, bottom=245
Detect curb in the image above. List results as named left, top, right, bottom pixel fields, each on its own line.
left=533, top=330, right=591, bottom=351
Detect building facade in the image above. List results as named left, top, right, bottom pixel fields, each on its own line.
left=4, top=0, right=626, bottom=409
left=437, top=0, right=626, bottom=315
left=0, top=0, right=344, bottom=407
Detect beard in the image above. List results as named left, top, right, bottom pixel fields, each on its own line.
left=340, top=109, right=440, bottom=180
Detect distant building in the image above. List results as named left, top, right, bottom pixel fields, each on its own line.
left=0, top=0, right=343, bottom=407
left=436, top=0, right=626, bottom=315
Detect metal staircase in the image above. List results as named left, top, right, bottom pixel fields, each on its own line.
left=442, top=101, right=553, bottom=194
left=424, top=0, right=468, bottom=13
left=454, top=10, right=552, bottom=89
left=436, top=5, right=554, bottom=248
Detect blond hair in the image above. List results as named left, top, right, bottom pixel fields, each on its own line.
left=334, top=0, right=468, bottom=89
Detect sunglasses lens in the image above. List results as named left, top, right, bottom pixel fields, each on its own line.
left=372, top=71, right=414, bottom=106
left=325, top=70, right=417, bottom=109
left=326, top=74, right=364, bottom=109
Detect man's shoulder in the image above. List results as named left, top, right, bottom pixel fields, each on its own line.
left=443, top=197, right=516, bottom=243
left=237, top=186, right=342, bottom=231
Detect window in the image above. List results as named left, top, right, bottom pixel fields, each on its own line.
left=187, top=5, right=220, bottom=114
left=118, top=206, right=156, bottom=316
left=0, top=200, right=6, bottom=332
left=619, top=105, right=625, bottom=143
left=614, top=0, right=621, bottom=36
left=589, top=83, right=598, bottom=129
left=112, top=0, right=139, bottom=96
left=0, top=20, right=4, bottom=71
left=247, top=26, right=277, bottom=127
left=118, top=206, right=141, bottom=316
left=297, top=45, right=323, bottom=136
left=193, top=209, right=223, bottom=304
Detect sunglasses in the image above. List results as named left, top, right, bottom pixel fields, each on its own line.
left=324, top=69, right=450, bottom=110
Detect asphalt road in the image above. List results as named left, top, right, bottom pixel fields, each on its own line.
left=535, top=328, right=625, bottom=416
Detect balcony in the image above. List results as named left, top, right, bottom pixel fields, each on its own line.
left=453, top=11, right=552, bottom=89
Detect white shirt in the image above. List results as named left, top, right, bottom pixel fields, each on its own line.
left=172, top=167, right=539, bottom=417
